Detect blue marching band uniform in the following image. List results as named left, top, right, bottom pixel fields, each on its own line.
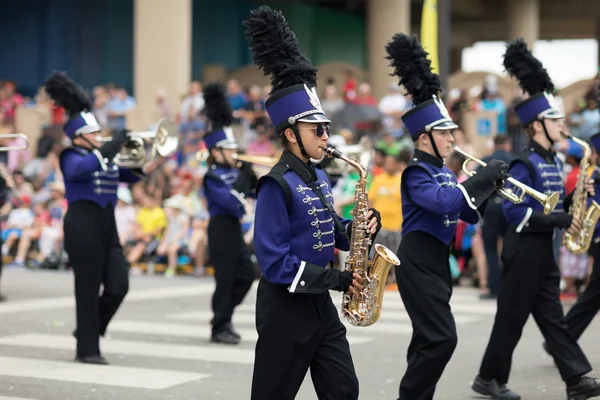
left=473, top=39, right=600, bottom=400
left=385, top=33, right=509, bottom=400
left=201, top=83, right=255, bottom=345
left=44, top=72, right=144, bottom=365
left=244, top=6, right=381, bottom=400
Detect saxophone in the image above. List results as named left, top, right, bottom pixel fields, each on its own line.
left=563, top=135, right=600, bottom=254
left=323, top=146, right=401, bottom=327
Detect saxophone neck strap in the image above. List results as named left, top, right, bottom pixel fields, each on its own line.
left=281, top=150, right=350, bottom=242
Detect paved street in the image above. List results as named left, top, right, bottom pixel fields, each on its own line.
left=0, top=268, right=599, bottom=400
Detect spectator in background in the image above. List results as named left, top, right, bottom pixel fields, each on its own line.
left=127, top=193, right=167, bottom=265
left=578, top=95, right=600, bottom=140
left=115, top=186, right=137, bottom=247
left=179, top=80, right=204, bottom=124
left=379, top=84, right=407, bottom=132
left=105, top=86, right=136, bottom=132
left=246, top=124, right=276, bottom=157
left=226, top=79, right=247, bottom=122
left=321, top=84, right=345, bottom=117
left=342, top=69, right=357, bottom=103
left=476, top=87, right=506, bottom=135
left=368, top=150, right=410, bottom=283
left=0, top=81, right=24, bottom=127
left=1, top=195, right=35, bottom=259
left=156, top=195, right=190, bottom=277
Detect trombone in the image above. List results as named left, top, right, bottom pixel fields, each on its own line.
left=196, top=148, right=279, bottom=168
left=454, top=146, right=559, bottom=215
left=0, top=133, right=29, bottom=151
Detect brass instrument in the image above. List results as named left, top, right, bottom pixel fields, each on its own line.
left=323, top=146, right=400, bottom=327
left=196, top=148, right=279, bottom=170
left=454, top=146, right=559, bottom=215
left=97, top=118, right=178, bottom=168
left=325, top=136, right=373, bottom=176
left=0, top=133, right=29, bottom=151
left=562, top=135, right=600, bottom=254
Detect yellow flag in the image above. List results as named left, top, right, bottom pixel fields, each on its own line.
left=421, top=0, right=439, bottom=74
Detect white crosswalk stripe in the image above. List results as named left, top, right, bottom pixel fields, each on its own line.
left=0, top=283, right=497, bottom=395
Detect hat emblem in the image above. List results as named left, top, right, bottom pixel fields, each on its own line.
left=433, top=95, right=450, bottom=119
left=544, top=91, right=557, bottom=108
left=304, top=84, right=323, bottom=112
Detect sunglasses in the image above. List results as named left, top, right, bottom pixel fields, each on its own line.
left=302, top=124, right=330, bottom=137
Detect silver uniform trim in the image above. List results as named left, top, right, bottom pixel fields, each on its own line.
left=456, top=183, right=477, bottom=210
left=313, top=229, right=334, bottom=239
left=94, top=188, right=118, bottom=194
left=229, top=189, right=247, bottom=207
left=313, top=241, right=335, bottom=252
left=307, top=206, right=327, bottom=216
left=516, top=207, right=533, bottom=233
left=94, top=179, right=119, bottom=186
left=288, top=261, right=306, bottom=293
left=311, top=217, right=333, bottom=229
left=92, top=149, right=107, bottom=171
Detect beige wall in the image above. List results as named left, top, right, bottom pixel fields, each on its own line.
left=367, top=0, right=411, bottom=100
left=133, top=0, right=191, bottom=130
left=507, top=0, right=540, bottom=46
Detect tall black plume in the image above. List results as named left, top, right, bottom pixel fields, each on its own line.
left=385, top=33, right=443, bottom=105
left=203, top=83, right=233, bottom=130
left=503, top=37, right=554, bottom=96
left=243, top=5, right=317, bottom=93
left=43, top=71, right=92, bottom=117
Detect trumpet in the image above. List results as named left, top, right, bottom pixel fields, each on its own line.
left=454, top=146, right=559, bottom=215
left=0, top=133, right=29, bottom=151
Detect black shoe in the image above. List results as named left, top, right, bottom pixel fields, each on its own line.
left=75, top=355, right=109, bottom=365
left=225, top=322, right=241, bottom=339
left=211, top=330, right=240, bottom=345
left=567, top=376, right=600, bottom=400
left=472, top=376, right=521, bottom=399
left=0, top=294, right=6, bottom=302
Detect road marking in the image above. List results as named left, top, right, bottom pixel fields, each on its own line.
left=166, top=310, right=482, bottom=324
left=0, top=397, right=40, bottom=400
left=109, top=320, right=373, bottom=345
left=0, top=285, right=215, bottom=315
left=0, top=355, right=208, bottom=390
left=0, top=333, right=256, bottom=365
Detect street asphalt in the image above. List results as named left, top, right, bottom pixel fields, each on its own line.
left=0, top=267, right=599, bottom=400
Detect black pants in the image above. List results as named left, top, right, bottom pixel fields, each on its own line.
left=395, top=232, right=457, bottom=400
left=63, top=201, right=129, bottom=358
left=481, top=196, right=507, bottom=295
left=207, top=215, right=254, bottom=334
left=564, top=241, right=600, bottom=341
left=478, top=230, right=591, bottom=384
left=251, top=278, right=359, bottom=400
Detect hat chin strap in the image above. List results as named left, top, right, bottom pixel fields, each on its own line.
left=427, top=131, right=443, bottom=160
left=540, top=119, right=554, bottom=146
left=291, top=125, right=310, bottom=160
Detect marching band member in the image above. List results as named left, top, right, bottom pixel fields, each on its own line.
left=201, top=83, right=256, bottom=345
left=473, top=38, right=600, bottom=400
left=553, top=131, right=600, bottom=347
left=244, top=6, right=381, bottom=400
left=385, top=33, right=509, bottom=400
left=44, top=72, right=159, bottom=365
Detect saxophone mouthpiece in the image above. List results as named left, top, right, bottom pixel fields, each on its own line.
left=323, top=146, right=343, bottom=159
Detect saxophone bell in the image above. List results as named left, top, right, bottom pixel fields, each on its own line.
left=454, top=146, right=559, bottom=215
